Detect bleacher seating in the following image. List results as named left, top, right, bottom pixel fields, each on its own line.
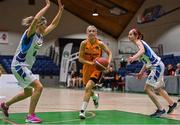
left=1, top=54, right=179, bottom=76
left=119, top=54, right=180, bottom=74
left=0, top=55, right=59, bottom=76
left=161, top=54, right=180, bottom=67
left=125, top=61, right=143, bottom=74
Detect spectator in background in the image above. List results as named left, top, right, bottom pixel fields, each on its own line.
left=175, top=63, right=180, bottom=76
left=167, top=64, right=175, bottom=76
left=49, top=44, right=55, bottom=59
left=0, top=69, right=2, bottom=77
left=117, top=63, right=126, bottom=82
left=177, top=63, right=180, bottom=102
left=102, top=66, right=117, bottom=90
left=70, top=70, right=77, bottom=88
left=67, top=71, right=72, bottom=88
left=67, top=70, right=79, bottom=88
left=77, top=69, right=83, bottom=88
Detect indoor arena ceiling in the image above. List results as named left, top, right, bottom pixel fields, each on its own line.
left=51, top=0, right=145, bottom=39
left=21, top=0, right=145, bottom=39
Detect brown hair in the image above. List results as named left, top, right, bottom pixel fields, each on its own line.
left=131, top=28, right=143, bottom=39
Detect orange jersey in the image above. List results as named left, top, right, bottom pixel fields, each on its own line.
left=82, top=39, right=103, bottom=84
left=83, top=39, right=102, bottom=62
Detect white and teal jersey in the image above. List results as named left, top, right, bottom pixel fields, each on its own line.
left=140, top=40, right=161, bottom=68
left=12, top=30, right=43, bottom=69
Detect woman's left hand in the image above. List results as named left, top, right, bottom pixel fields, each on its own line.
left=58, top=0, right=64, bottom=8
left=127, top=56, right=135, bottom=63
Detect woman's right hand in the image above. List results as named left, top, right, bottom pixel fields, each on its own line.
left=136, top=72, right=143, bottom=80
left=90, top=61, right=95, bottom=66
left=57, top=0, right=63, bottom=6
left=58, top=0, right=64, bottom=11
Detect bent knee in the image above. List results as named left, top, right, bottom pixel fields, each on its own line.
left=26, top=91, right=33, bottom=97
left=85, top=85, right=93, bottom=93
left=24, top=88, right=33, bottom=96
left=144, top=84, right=151, bottom=93
left=85, top=86, right=91, bottom=92
left=144, top=84, right=155, bottom=94
left=36, top=84, right=43, bottom=92
left=32, top=80, right=43, bottom=91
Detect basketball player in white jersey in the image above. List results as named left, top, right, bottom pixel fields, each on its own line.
left=0, top=0, right=63, bottom=123
left=127, top=28, right=177, bottom=117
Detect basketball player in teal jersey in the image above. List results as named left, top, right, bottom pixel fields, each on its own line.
left=127, top=28, right=177, bottom=117
left=0, top=0, right=63, bottom=123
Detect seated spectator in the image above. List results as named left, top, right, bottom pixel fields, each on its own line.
left=166, top=64, right=175, bottom=76
left=102, top=66, right=117, bottom=90
left=117, top=63, right=126, bottom=81
left=67, top=70, right=79, bottom=88
left=77, top=69, right=84, bottom=88
left=70, top=70, right=79, bottom=88
left=175, top=63, right=180, bottom=76
left=67, top=71, right=72, bottom=88
left=0, top=68, right=2, bottom=76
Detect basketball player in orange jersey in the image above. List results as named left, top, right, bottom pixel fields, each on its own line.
left=79, top=25, right=112, bottom=119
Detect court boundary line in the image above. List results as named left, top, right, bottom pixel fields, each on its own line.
left=1, top=110, right=180, bottom=124
left=45, top=111, right=96, bottom=124
left=0, top=117, right=18, bottom=125
left=0, top=110, right=96, bottom=124
left=115, top=109, right=180, bottom=122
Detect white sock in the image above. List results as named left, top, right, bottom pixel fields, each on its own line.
left=81, top=101, right=88, bottom=112
left=169, top=102, right=175, bottom=106
left=159, top=108, right=164, bottom=111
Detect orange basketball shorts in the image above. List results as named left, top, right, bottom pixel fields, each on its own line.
left=82, top=64, right=102, bottom=85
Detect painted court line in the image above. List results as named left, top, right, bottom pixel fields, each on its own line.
left=45, top=111, right=96, bottom=124
left=0, top=111, right=96, bottom=125
left=0, top=117, right=18, bottom=125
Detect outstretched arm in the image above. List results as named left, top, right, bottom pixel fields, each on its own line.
left=128, top=40, right=145, bottom=63
left=27, top=0, right=51, bottom=38
left=43, top=0, right=64, bottom=36
left=136, top=64, right=146, bottom=79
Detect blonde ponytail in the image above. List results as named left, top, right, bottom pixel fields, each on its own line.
left=21, top=16, right=34, bottom=27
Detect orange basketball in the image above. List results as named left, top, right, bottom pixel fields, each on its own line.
left=94, top=57, right=109, bottom=71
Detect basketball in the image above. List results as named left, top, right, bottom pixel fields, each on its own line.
left=94, top=57, right=109, bottom=71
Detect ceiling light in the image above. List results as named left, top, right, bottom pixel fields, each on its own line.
left=92, top=9, right=99, bottom=16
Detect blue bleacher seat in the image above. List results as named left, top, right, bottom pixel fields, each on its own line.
left=1, top=55, right=59, bottom=76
